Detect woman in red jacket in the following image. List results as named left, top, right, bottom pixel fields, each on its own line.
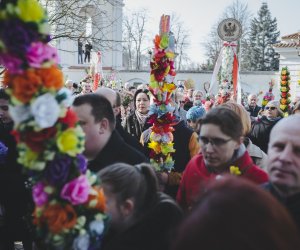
left=177, top=107, right=268, bottom=211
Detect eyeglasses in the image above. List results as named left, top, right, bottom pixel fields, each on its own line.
left=199, top=136, right=232, bottom=147
left=179, top=101, right=185, bottom=104
left=265, top=106, right=276, bottom=110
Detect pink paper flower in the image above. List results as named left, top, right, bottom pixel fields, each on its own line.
left=0, top=53, right=23, bottom=73
left=61, top=175, right=90, bottom=205
left=32, top=182, right=48, bottom=206
left=26, top=42, right=58, bottom=68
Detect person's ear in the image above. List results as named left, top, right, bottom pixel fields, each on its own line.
left=234, top=136, right=244, bottom=150
left=98, top=118, right=110, bottom=134
left=120, top=198, right=134, bottom=217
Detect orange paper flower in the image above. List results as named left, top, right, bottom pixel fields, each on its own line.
left=154, top=35, right=161, bottom=48
left=4, top=70, right=42, bottom=103
left=86, top=187, right=106, bottom=212
left=42, top=203, right=77, bottom=234
left=37, top=66, right=63, bottom=90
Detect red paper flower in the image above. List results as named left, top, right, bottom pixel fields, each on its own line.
left=59, top=108, right=78, bottom=128
left=23, top=127, right=57, bottom=152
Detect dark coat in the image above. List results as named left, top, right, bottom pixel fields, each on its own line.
left=262, top=182, right=300, bottom=230
left=102, top=192, right=183, bottom=250
left=88, top=130, right=148, bottom=173
left=124, top=112, right=145, bottom=141
left=115, top=114, right=144, bottom=154
left=0, top=122, right=33, bottom=249
left=249, top=116, right=281, bottom=153
left=246, top=105, right=261, bottom=117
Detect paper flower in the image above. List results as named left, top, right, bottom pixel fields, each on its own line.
left=0, top=141, right=8, bottom=163
left=3, top=70, right=42, bottom=104
left=85, top=187, right=106, bottom=211
left=56, top=127, right=84, bottom=157
left=31, top=93, right=60, bottom=128
left=89, top=220, right=105, bottom=235
left=0, top=53, right=23, bottom=73
left=17, top=0, right=45, bottom=22
left=8, top=104, right=31, bottom=125
left=23, top=127, right=57, bottom=152
left=230, top=166, right=241, bottom=176
left=61, top=175, right=90, bottom=205
left=42, top=203, right=77, bottom=234
left=32, top=182, right=48, bottom=206
left=72, top=234, right=90, bottom=250
left=45, top=154, right=72, bottom=185
left=26, top=42, right=58, bottom=68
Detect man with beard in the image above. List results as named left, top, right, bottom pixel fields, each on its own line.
left=263, top=115, right=300, bottom=229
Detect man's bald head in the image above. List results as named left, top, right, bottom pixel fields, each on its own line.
left=96, top=87, right=121, bottom=116
left=267, top=115, right=300, bottom=197
left=95, top=87, right=116, bottom=106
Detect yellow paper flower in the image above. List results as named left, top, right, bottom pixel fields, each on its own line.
left=148, top=141, right=161, bottom=154
left=229, top=166, right=241, bottom=176
left=165, top=51, right=175, bottom=59
left=57, top=127, right=84, bottom=156
left=162, top=83, right=176, bottom=93
left=262, top=99, right=268, bottom=106
left=17, top=0, right=44, bottom=22
left=161, top=142, right=175, bottom=155
left=280, top=104, right=287, bottom=111
left=18, top=144, right=45, bottom=171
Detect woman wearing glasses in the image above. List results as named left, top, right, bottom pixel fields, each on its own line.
left=249, top=100, right=284, bottom=153
left=176, top=107, right=268, bottom=211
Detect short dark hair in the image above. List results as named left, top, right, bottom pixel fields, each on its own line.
left=73, top=94, right=115, bottom=130
left=201, top=107, right=243, bottom=140
left=0, top=88, right=9, bottom=100
left=133, top=88, right=150, bottom=109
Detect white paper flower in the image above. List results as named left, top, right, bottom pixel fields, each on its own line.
left=57, top=87, right=75, bottom=107
left=31, top=93, right=60, bottom=129
left=72, top=234, right=90, bottom=250
left=9, top=105, right=31, bottom=125
left=89, top=220, right=105, bottom=235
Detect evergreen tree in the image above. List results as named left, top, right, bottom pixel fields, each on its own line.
left=249, top=2, right=280, bottom=71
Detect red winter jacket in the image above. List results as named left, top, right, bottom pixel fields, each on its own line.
left=176, top=151, right=268, bottom=210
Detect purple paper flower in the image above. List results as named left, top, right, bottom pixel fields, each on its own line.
left=0, top=141, right=8, bottom=163
left=61, top=175, right=90, bottom=205
left=32, top=182, right=48, bottom=206
left=0, top=19, right=39, bottom=55
left=45, top=155, right=72, bottom=185
left=77, top=154, right=87, bottom=174
left=26, top=42, right=58, bottom=68
left=0, top=53, right=23, bottom=74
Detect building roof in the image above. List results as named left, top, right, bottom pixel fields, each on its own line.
left=273, top=32, right=300, bottom=48
left=273, top=41, right=300, bottom=48
left=281, top=32, right=300, bottom=40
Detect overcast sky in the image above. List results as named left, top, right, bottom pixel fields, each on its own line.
left=124, top=0, right=299, bottom=64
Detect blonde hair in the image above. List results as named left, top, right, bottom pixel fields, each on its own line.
left=221, top=102, right=251, bottom=135
left=266, top=100, right=284, bottom=118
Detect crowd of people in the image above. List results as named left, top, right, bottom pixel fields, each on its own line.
left=1, top=78, right=300, bottom=249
